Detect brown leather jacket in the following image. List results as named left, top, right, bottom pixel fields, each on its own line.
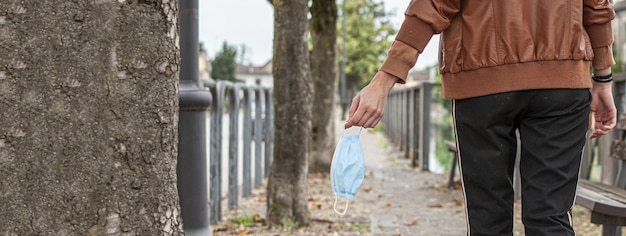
left=380, top=0, right=616, bottom=99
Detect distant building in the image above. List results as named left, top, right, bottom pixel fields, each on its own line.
left=407, top=70, right=431, bottom=82
left=199, top=48, right=211, bottom=80
left=393, top=68, right=434, bottom=89
left=198, top=43, right=273, bottom=87
left=235, top=60, right=273, bottom=88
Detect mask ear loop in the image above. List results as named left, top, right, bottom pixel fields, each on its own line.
left=333, top=196, right=349, bottom=215
left=343, top=127, right=364, bottom=136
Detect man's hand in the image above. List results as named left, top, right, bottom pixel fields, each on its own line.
left=344, top=71, right=398, bottom=129
left=589, top=71, right=617, bottom=139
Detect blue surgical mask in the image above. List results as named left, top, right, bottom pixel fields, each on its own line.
left=330, top=128, right=365, bottom=215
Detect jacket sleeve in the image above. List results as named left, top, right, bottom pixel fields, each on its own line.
left=380, top=0, right=462, bottom=83
left=583, top=0, right=616, bottom=70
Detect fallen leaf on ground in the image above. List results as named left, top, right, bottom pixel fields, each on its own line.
left=253, top=214, right=264, bottom=223
left=428, top=203, right=443, bottom=208
left=212, top=226, right=229, bottom=233
left=451, top=199, right=463, bottom=206
left=330, top=222, right=342, bottom=230
left=225, top=221, right=238, bottom=228
left=235, top=229, right=253, bottom=235
left=385, top=203, right=393, bottom=208
left=405, top=220, right=419, bottom=226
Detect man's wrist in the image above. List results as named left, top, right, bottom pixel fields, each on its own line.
left=592, top=73, right=613, bottom=83
left=593, top=68, right=612, bottom=77
left=372, top=71, right=399, bottom=91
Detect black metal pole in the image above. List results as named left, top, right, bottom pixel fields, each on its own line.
left=178, top=0, right=213, bottom=235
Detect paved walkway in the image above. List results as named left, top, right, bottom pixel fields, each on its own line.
left=340, top=123, right=468, bottom=235
left=216, top=119, right=469, bottom=235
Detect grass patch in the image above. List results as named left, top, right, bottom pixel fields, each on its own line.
left=371, top=123, right=384, bottom=133
left=282, top=217, right=300, bottom=229
left=378, top=135, right=389, bottom=151
left=232, top=214, right=262, bottom=228
left=350, top=223, right=371, bottom=231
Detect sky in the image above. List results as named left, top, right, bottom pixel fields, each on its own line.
left=198, top=0, right=439, bottom=70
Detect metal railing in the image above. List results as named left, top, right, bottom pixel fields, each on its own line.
left=201, top=79, right=274, bottom=225
left=381, top=73, right=626, bottom=188
left=382, top=82, right=438, bottom=171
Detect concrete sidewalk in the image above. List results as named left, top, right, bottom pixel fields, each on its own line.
left=340, top=123, right=467, bottom=235
left=215, top=120, right=468, bottom=235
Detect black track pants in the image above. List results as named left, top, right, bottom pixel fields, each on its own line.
left=452, top=89, right=591, bottom=236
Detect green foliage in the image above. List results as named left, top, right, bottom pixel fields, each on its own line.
left=377, top=134, right=389, bottom=150
left=282, top=217, right=300, bottom=229
left=613, top=56, right=623, bottom=74
left=434, top=118, right=454, bottom=171
left=371, top=123, right=384, bottom=133
left=350, top=223, right=371, bottom=231
left=211, top=41, right=239, bottom=81
left=339, top=0, right=397, bottom=90
left=432, top=69, right=455, bottom=172
left=233, top=215, right=256, bottom=228
left=612, top=42, right=623, bottom=73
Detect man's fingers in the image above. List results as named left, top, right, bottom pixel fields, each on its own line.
left=348, top=96, right=360, bottom=118
left=346, top=100, right=368, bottom=128
left=345, top=96, right=361, bottom=129
left=591, top=116, right=615, bottom=139
left=362, top=108, right=383, bottom=128
left=348, top=103, right=379, bottom=128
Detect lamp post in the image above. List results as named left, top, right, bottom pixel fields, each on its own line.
left=178, top=0, right=213, bottom=235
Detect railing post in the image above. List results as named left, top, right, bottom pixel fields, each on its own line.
left=208, top=81, right=227, bottom=225
left=411, top=85, right=424, bottom=167
left=177, top=0, right=213, bottom=234
left=411, top=86, right=423, bottom=167
left=242, top=87, right=254, bottom=197
left=385, top=93, right=392, bottom=137
left=408, top=88, right=416, bottom=162
left=400, top=90, right=405, bottom=157
left=264, top=88, right=274, bottom=178
left=227, top=84, right=241, bottom=208
left=404, top=89, right=411, bottom=159
left=382, top=93, right=390, bottom=136
left=254, top=86, right=265, bottom=187
left=394, top=92, right=401, bottom=147
left=419, top=82, right=433, bottom=171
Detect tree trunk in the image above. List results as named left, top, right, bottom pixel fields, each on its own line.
left=0, top=1, right=181, bottom=234
left=267, top=0, right=312, bottom=226
left=309, top=0, right=338, bottom=173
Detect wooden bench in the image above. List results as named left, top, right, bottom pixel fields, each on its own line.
left=444, top=140, right=458, bottom=189
left=575, top=179, right=626, bottom=236
left=575, top=114, right=626, bottom=236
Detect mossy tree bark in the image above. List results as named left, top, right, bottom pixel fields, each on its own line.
left=309, top=0, right=338, bottom=173
left=266, top=0, right=313, bottom=226
left=0, top=1, right=181, bottom=234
